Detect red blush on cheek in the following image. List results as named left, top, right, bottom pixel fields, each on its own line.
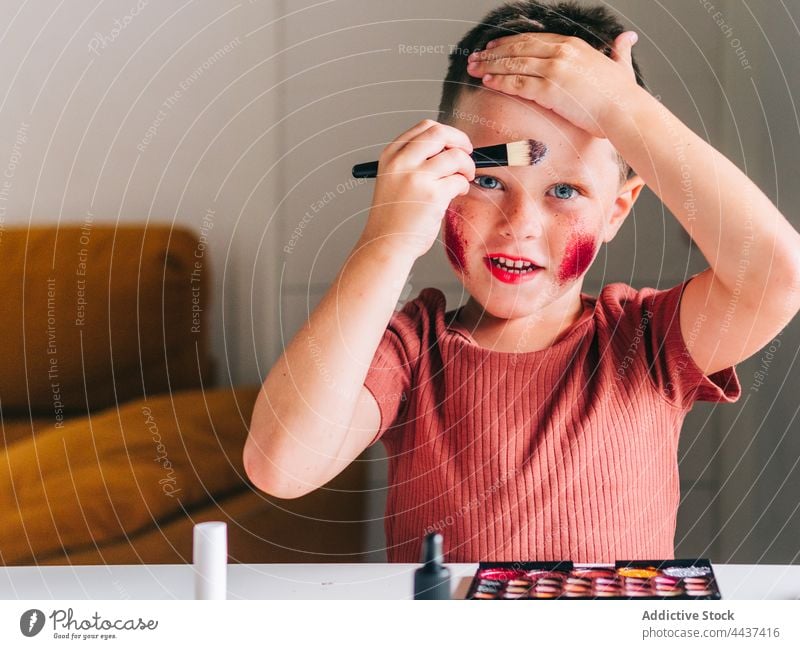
left=557, top=233, right=596, bottom=283
left=444, top=208, right=468, bottom=276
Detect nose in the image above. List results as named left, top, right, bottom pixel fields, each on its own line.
left=498, top=190, right=543, bottom=240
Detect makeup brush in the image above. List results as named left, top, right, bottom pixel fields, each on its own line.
left=351, top=139, right=548, bottom=179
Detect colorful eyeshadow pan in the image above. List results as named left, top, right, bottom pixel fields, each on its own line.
left=473, top=591, right=498, bottom=599
left=508, top=578, right=532, bottom=587
left=467, top=560, right=721, bottom=600
left=572, top=569, right=616, bottom=578
left=527, top=571, right=564, bottom=580
left=532, top=591, right=558, bottom=599
left=618, top=567, right=659, bottom=578
left=480, top=569, right=524, bottom=580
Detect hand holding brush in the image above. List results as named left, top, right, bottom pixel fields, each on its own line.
left=352, top=137, right=547, bottom=178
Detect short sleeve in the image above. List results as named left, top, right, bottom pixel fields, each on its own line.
left=362, top=300, right=423, bottom=446
left=641, top=276, right=742, bottom=409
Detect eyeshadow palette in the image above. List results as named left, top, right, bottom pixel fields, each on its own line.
left=466, top=559, right=721, bottom=600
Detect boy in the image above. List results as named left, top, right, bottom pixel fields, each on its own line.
left=244, top=1, right=800, bottom=562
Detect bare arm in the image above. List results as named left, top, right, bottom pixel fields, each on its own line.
left=605, top=86, right=800, bottom=375
left=244, top=238, right=414, bottom=498
left=467, top=32, right=800, bottom=375
left=244, top=120, right=474, bottom=498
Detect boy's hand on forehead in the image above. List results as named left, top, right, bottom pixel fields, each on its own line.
left=466, top=31, right=640, bottom=139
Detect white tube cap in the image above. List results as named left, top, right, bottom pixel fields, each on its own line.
left=193, top=521, right=228, bottom=600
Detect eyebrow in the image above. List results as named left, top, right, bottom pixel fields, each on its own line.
left=538, top=169, right=595, bottom=186
left=553, top=169, right=592, bottom=180
left=487, top=163, right=596, bottom=185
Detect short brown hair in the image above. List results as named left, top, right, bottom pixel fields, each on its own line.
left=439, top=0, right=648, bottom=183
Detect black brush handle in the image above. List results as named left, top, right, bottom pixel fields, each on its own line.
left=351, top=143, right=505, bottom=179
left=352, top=160, right=379, bottom=178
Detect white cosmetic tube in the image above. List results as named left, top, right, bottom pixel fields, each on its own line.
left=193, top=521, right=227, bottom=600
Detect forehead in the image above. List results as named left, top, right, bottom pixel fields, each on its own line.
left=452, top=89, right=619, bottom=181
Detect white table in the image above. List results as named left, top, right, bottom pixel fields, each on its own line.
left=1, top=563, right=798, bottom=599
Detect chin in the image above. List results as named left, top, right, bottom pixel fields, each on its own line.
left=484, top=300, right=541, bottom=320
left=466, top=288, right=542, bottom=320
left=464, top=268, right=564, bottom=315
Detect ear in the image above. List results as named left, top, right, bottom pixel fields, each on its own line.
left=602, top=174, right=645, bottom=243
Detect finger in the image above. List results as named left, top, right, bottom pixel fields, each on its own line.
left=398, top=124, right=472, bottom=168
left=482, top=31, right=562, bottom=52
left=382, top=119, right=440, bottom=160
left=471, top=33, right=558, bottom=62
left=440, top=173, right=471, bottom=199
left=467, top=56, right=544, bottom=79
left=481, top=72, right=550, bottom=104
left=611, top=31, right=637, bottom=67
left=414, top=122, right=473, bottom=154
left=421, top=147, right=475, bottom=181
left=439, top=125, right=474, bottom=153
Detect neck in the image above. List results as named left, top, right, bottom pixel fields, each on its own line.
left=458, top=284, right=587, bottom=353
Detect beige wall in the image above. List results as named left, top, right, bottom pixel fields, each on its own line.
left=2, top=0, right=798, bottom=563
left=0, top=0, right=281, bottom=387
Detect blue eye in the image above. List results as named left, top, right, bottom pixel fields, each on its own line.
left=472, top=175, right=503, bottom=190
left=549, top=183, right=579, bottom=200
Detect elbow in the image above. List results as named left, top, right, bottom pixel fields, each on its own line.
left=243, top=434, right=317, bottom=500
left=790, top=260, right=800, bottom=315
left=782, top=235, right=800, bottom=311
left=745, top=253, right=800, bottom=319
left=777, top=254, right=800, bottom=319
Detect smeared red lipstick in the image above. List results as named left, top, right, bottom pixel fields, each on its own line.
left=484, top=253, right=542, bottom=284
left=444, top=207, right=468, bottom=275
left=557, top=233, right=596, bottom=283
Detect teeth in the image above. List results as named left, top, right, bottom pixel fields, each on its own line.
left=490, top=257, right=537, bottom=273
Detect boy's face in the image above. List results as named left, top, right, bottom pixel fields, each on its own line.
left=444, top=88, right=644, bottom=318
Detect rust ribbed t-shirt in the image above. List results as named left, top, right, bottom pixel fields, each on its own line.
left=363, top=277, right=741, bottom=563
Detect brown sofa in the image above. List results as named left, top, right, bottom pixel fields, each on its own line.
left=0, top=225, right=369, bottom=565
